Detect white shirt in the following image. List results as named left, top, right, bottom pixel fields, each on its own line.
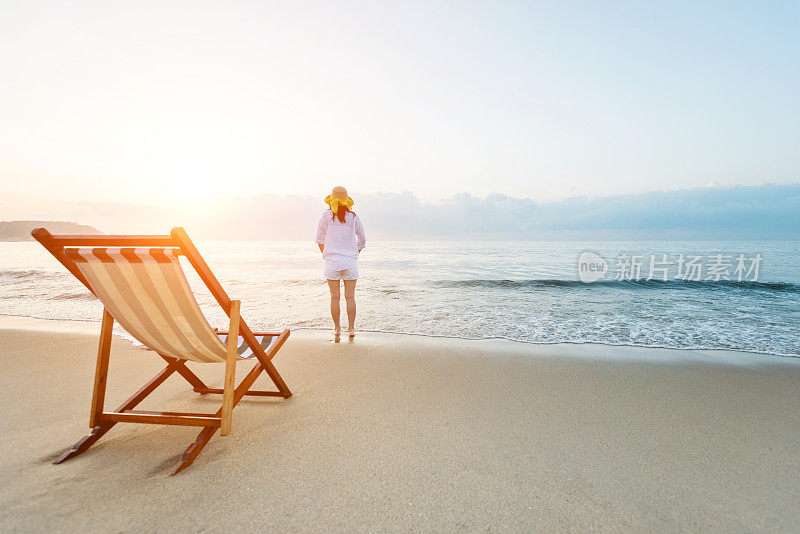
left=315, top=210, right=366, bottom=262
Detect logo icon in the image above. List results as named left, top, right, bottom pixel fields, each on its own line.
left=578, top=251, right=608, bottom=283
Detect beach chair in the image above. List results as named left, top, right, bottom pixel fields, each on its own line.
left=32, top=227, right=292, bottom=475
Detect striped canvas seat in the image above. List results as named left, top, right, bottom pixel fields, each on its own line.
left=66, top=247, right=229, bottom=363
left=218, top=334, right=280, bottom=359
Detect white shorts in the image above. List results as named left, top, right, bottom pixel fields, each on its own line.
left=324, top=259, right=358, bottom=280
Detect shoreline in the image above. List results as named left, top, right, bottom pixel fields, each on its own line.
left=1, top=313, right=797, bottom=363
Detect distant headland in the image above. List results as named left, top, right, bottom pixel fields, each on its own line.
left=0, top=221, right=102, bottom=241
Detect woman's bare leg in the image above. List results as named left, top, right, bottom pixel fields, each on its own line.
left=343, top=279, right=357, bottom=335
left=327, top=280, right=341, bottom=334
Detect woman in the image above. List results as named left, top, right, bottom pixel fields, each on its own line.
left=315, top=186, right=366, bottom=338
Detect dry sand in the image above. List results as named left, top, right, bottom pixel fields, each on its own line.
left=1, top=316, right=799, bottom=532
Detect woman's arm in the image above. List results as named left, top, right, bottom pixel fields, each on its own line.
left=354, top=215, right=366, bottom=252
left=315, top=213, right=327, bottom=253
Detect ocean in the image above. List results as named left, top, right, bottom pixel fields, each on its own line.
left=1, top=240, right=798, bottom=358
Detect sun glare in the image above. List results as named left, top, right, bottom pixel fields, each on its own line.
left=145, top=132, right=255, bottom=208
left=161, top=167, right=223, bottom=208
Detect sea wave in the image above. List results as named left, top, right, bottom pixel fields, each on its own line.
left=1, top=312, right=796, bottom=359
left=0, top=269, right=72, bottom=282
left=430, top=278, right=800, bottom=292
left=51, top=292, right=95, bottom=301
left=2, top=254, right=798, bottom=358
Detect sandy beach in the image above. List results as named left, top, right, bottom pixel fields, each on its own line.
left=1, top=316, right=799, bottom=532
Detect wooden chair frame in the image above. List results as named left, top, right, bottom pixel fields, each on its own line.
left=32, top=226, right=292, bottom=475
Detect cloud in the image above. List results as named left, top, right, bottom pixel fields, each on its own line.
left=356, top=184, right=800, bottom=239
left=4, top=184, right=798, bottom=240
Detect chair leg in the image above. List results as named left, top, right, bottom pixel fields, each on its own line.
left=252, top=329, right=293, bottom=399
left=169, top=361, right=266, bottom=475
left=160, top=355, right=210, bottom=392
left=54, top=423, right=115, bottom=464
left=265, top=359, right=293, bottom=399
left=53, top=360, right=180, bottom=464
left=221, top=300, right=241, bottom=436
left=90, top=308, right=113, bottom=427
left=170, top=425, right=217, bottom=475
left=55, top=313, right=286, bottom=474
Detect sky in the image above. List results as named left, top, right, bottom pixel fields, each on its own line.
left=1, top=1, right=799, bottom=215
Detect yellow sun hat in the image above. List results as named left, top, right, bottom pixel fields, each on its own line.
left=324, top=186, right=354, bottom=212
